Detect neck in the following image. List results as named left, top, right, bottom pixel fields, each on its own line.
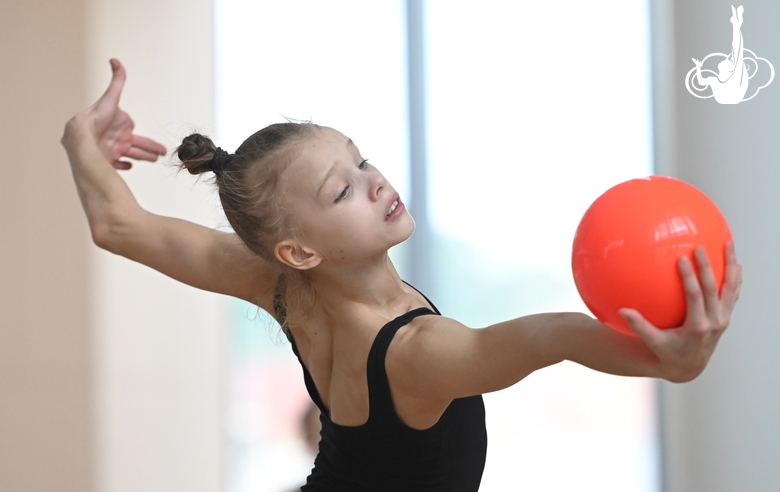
left=307, top=253, right=413, bottom=318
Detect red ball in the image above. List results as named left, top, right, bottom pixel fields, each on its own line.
left=571, top=176, right=732, bottom=337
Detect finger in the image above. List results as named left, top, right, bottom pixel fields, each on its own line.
left=126, top=146, right=163, bottom=162
left=95, top=59, right=127, bottom=112
left=733, top=264, right=743, bottom=302
left=721, top=242, right=742, bottom=306
left=619, top=308, right=663, bottom=348
left=679, top=255, right=707, bottom=323
left=112, top=160, right=133, bottom=170
left=693, top=246, right=719, bottom=312
left=724, top=240, right=737, bottom=266
left=132, top=134, right=168, bottom=156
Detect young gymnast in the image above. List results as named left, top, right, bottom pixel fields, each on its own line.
left=62, top=60, right=742, bottom=491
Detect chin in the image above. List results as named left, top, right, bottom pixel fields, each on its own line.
left=395, top=216, right=416, bottom=244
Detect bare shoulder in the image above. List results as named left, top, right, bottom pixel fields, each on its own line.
left=385, top=314, right=472, bottom=428
left=387, top=312, right=567, bottom=404
left=392, top=314, right=470, bottom=348
left=386, top=315, right=477, bottom=398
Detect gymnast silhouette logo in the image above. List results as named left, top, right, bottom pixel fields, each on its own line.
left=685, top=5, right=774, bottom=104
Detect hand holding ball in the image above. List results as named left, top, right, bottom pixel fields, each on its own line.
left=571, top=176, right=732, bottom=337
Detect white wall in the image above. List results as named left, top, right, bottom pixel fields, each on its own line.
left=86, top=1, right=226, bottom=491
left=653, top=1, right=780, bottom=490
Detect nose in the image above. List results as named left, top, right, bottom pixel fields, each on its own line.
left=368, top=171, right=386, bottom=202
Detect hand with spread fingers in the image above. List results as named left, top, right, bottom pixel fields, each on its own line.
left=619, top=242, right=743, bottom=382
left=62, top=59, right=167, bottom=169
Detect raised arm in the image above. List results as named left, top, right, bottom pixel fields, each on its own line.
left=388, top=243, right=742, bottom=409
left=61, top=59, right=279, bottom=310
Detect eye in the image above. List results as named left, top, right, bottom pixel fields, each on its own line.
left=358, top=159, right=369, bottom=170
left=335, top=185, right=350, bottom=203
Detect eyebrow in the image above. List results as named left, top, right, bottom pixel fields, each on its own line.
left=316, top=139, right=356, bottom=199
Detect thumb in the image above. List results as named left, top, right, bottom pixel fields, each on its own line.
left=95, top=59, right=127, bottom=112
left=619, top=308, right=661, bottom=347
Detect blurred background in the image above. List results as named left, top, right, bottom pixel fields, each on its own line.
left=1, top=1, right=778, bottom=492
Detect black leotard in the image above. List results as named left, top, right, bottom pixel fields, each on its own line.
left=287, top=293, right=487, bottom=492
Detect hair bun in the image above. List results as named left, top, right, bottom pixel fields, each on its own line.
left=176, top=133, right=233, bottom=176
left=210, top=147, right=234, bottom=175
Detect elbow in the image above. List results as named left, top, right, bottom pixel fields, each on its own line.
left=89, top=218, right=117, bottom=252
left=87, top=206, right=136, bottom=255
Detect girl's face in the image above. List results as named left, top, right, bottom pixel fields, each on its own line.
left=279, top=127, right=414, bottom=268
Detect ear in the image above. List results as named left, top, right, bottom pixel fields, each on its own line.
left=274, top=240, right=322, bottom=270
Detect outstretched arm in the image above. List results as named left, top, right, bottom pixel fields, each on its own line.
left=61, top=59, right=279, bottom=310
left=692, top=58, right=711, bottom=87
left=389, top=243, right=741, bottom=406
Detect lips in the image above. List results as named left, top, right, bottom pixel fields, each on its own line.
left=385, top=193, right=405, bottom=222
left=386, top=199, right=398, bottom=217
